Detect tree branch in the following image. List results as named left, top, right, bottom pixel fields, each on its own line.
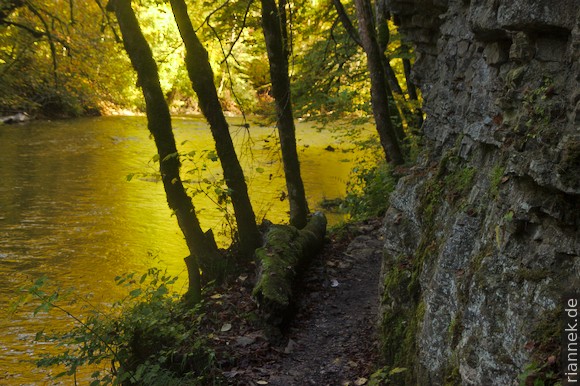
left=195, top=0, right=230, bottom=33
left=332, top=0, right=362, bottom=47
left=221, top=0, right=254, bottom=63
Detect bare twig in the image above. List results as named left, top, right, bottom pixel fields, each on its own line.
left=221, top=0, right=254, bottom=63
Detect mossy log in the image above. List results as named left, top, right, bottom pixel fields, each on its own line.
left=252, top=212, right=327, bottom=326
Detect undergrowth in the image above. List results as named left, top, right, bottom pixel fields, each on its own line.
left=343, top=160, right=398, bottom=220
left=13, top=268, right=217, bottom=385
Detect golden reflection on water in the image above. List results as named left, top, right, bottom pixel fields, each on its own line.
left=0, top=116, right=363, bottom=384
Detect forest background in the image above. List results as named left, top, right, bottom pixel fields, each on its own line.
left=0, top=0, right=419, bottom=128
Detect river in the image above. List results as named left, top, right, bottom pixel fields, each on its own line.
left=0, top=115, right=357, bottom=384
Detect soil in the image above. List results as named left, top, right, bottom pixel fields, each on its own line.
left=202, top=218, right=384, bottom=385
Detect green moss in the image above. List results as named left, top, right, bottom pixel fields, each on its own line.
left=445, top=166, right=476, bottom=196
left=422, top=178, right=444, bottom=226
left=489, top=165, right=505, bottom=199
left=380, top=239, right=436, bottom=383
left=379, top=155, right=479, bottom=383
left=517, top=306, right=562, bottom=385
left=515, top=268, right=551, bottom=283
left=444, top=364, right=461, bottom=386
left=252, top=214, right=327, bottom=326
left=252, top=226, right=300, bottom=307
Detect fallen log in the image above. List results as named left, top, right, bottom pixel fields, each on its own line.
left=1, top=112, right=30, bottom=124
left=252, top=212, right=327, bottom=327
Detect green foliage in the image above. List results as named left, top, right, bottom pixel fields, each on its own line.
left=290, top=1, right=370, bottom=120
left=518, top=362, right=561, bottom=386
left=15, top=268, right=215, bottom=385
left=489, top=164, right=505, bottom=198
left=179, top=147, right=237, bottom=241
left=368, top=366, right=408, bottom=385
left=344, top=159, right=397, bottom=220
left=521, top=76, right=557, bottom=137
left=0, top=0, right=138, bottom=116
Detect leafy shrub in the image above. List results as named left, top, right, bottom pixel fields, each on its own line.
left=16, top=268, right=215, bottom=385
left=344, top=160, right=397, bottom=220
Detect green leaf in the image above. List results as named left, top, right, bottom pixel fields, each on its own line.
left=255, top=167, right=265, bottom=173
left=154, top=285, right=168, bottom=297
left=129, top=288, right=142, bottom=298
left=139, top=273, right=147, bottom=284
left=33, top=302, right=51, bottom=315
left=389, top=367, right=407, bottom=375
left=207, top=150, right=218, bottom=162
left=126, top=173, right=135, bottom=182
left=162, top=152, right=179, bottom=162
left=55, top=371, right=69, bottom=378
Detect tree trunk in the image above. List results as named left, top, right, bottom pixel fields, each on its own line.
left=354, top=0, right=405, bottom=165
left=169, top=0, right=262, bottom=258
left=374, top=2, right=409, bottom=144
left=260, top=0, right=309, bottom=229
left=332, top=0, right=362, bottom=46
left=403, top=56, right=424, bottom=131
left=108, top=0, right=220, bottom=304
left=333, top=0, right=406, bottom=144
left=253, top=212, right=327, bottom=327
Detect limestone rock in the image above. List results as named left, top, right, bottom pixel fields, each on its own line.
left=380, top=0, right=580, bottom=384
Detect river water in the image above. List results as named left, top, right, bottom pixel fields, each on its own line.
left=0, top=116, right=356, bottom=384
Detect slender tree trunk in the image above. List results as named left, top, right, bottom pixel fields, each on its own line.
left=374, top=3, right=408, bottom=143
left=354, top=0, right=404, bottom=165
left=403, top=56, right=424, bottom=130
left=332, top=0, right=361, bottom=46
left=260, top=0, right=309, bottom=229
left=169, top=0, right=261, bottom=257
left=108, top=0, right=220, bottom=304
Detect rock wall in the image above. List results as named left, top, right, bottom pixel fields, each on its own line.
left=380, top=0, right=579, bottom=384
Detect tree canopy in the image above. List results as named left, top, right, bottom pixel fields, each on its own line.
left=0, top=0, right=420, bottom=126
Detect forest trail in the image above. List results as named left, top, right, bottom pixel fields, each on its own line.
left=205, top=218, right=384, bottom=385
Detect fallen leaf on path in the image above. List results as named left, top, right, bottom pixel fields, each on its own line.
left=331, top=279, right=339, bottom=287
left=256, top=381, right=268, bottom=385
left=220, top=323, right=232, bottom=332
left=284, top=339, right=297, bottom=354
left=236, top=335, right=256, bottom=347
left=223, top=370, right=240, bottom=378
left=355, top=377, right=367, bottom=385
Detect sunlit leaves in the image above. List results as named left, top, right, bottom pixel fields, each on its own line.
left=19, top=266, right=213, bottom=385
left=0, top=0, right=136, bottom=115
left=206, top=150, right=218, bottom=162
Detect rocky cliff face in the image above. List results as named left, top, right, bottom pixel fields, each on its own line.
left=380, top=0, right=579, bottom=384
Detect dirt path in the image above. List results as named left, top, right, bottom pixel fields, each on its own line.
left=206, top=218, right=384, bottom=385
left=265, top=219, right=384, bottom=385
